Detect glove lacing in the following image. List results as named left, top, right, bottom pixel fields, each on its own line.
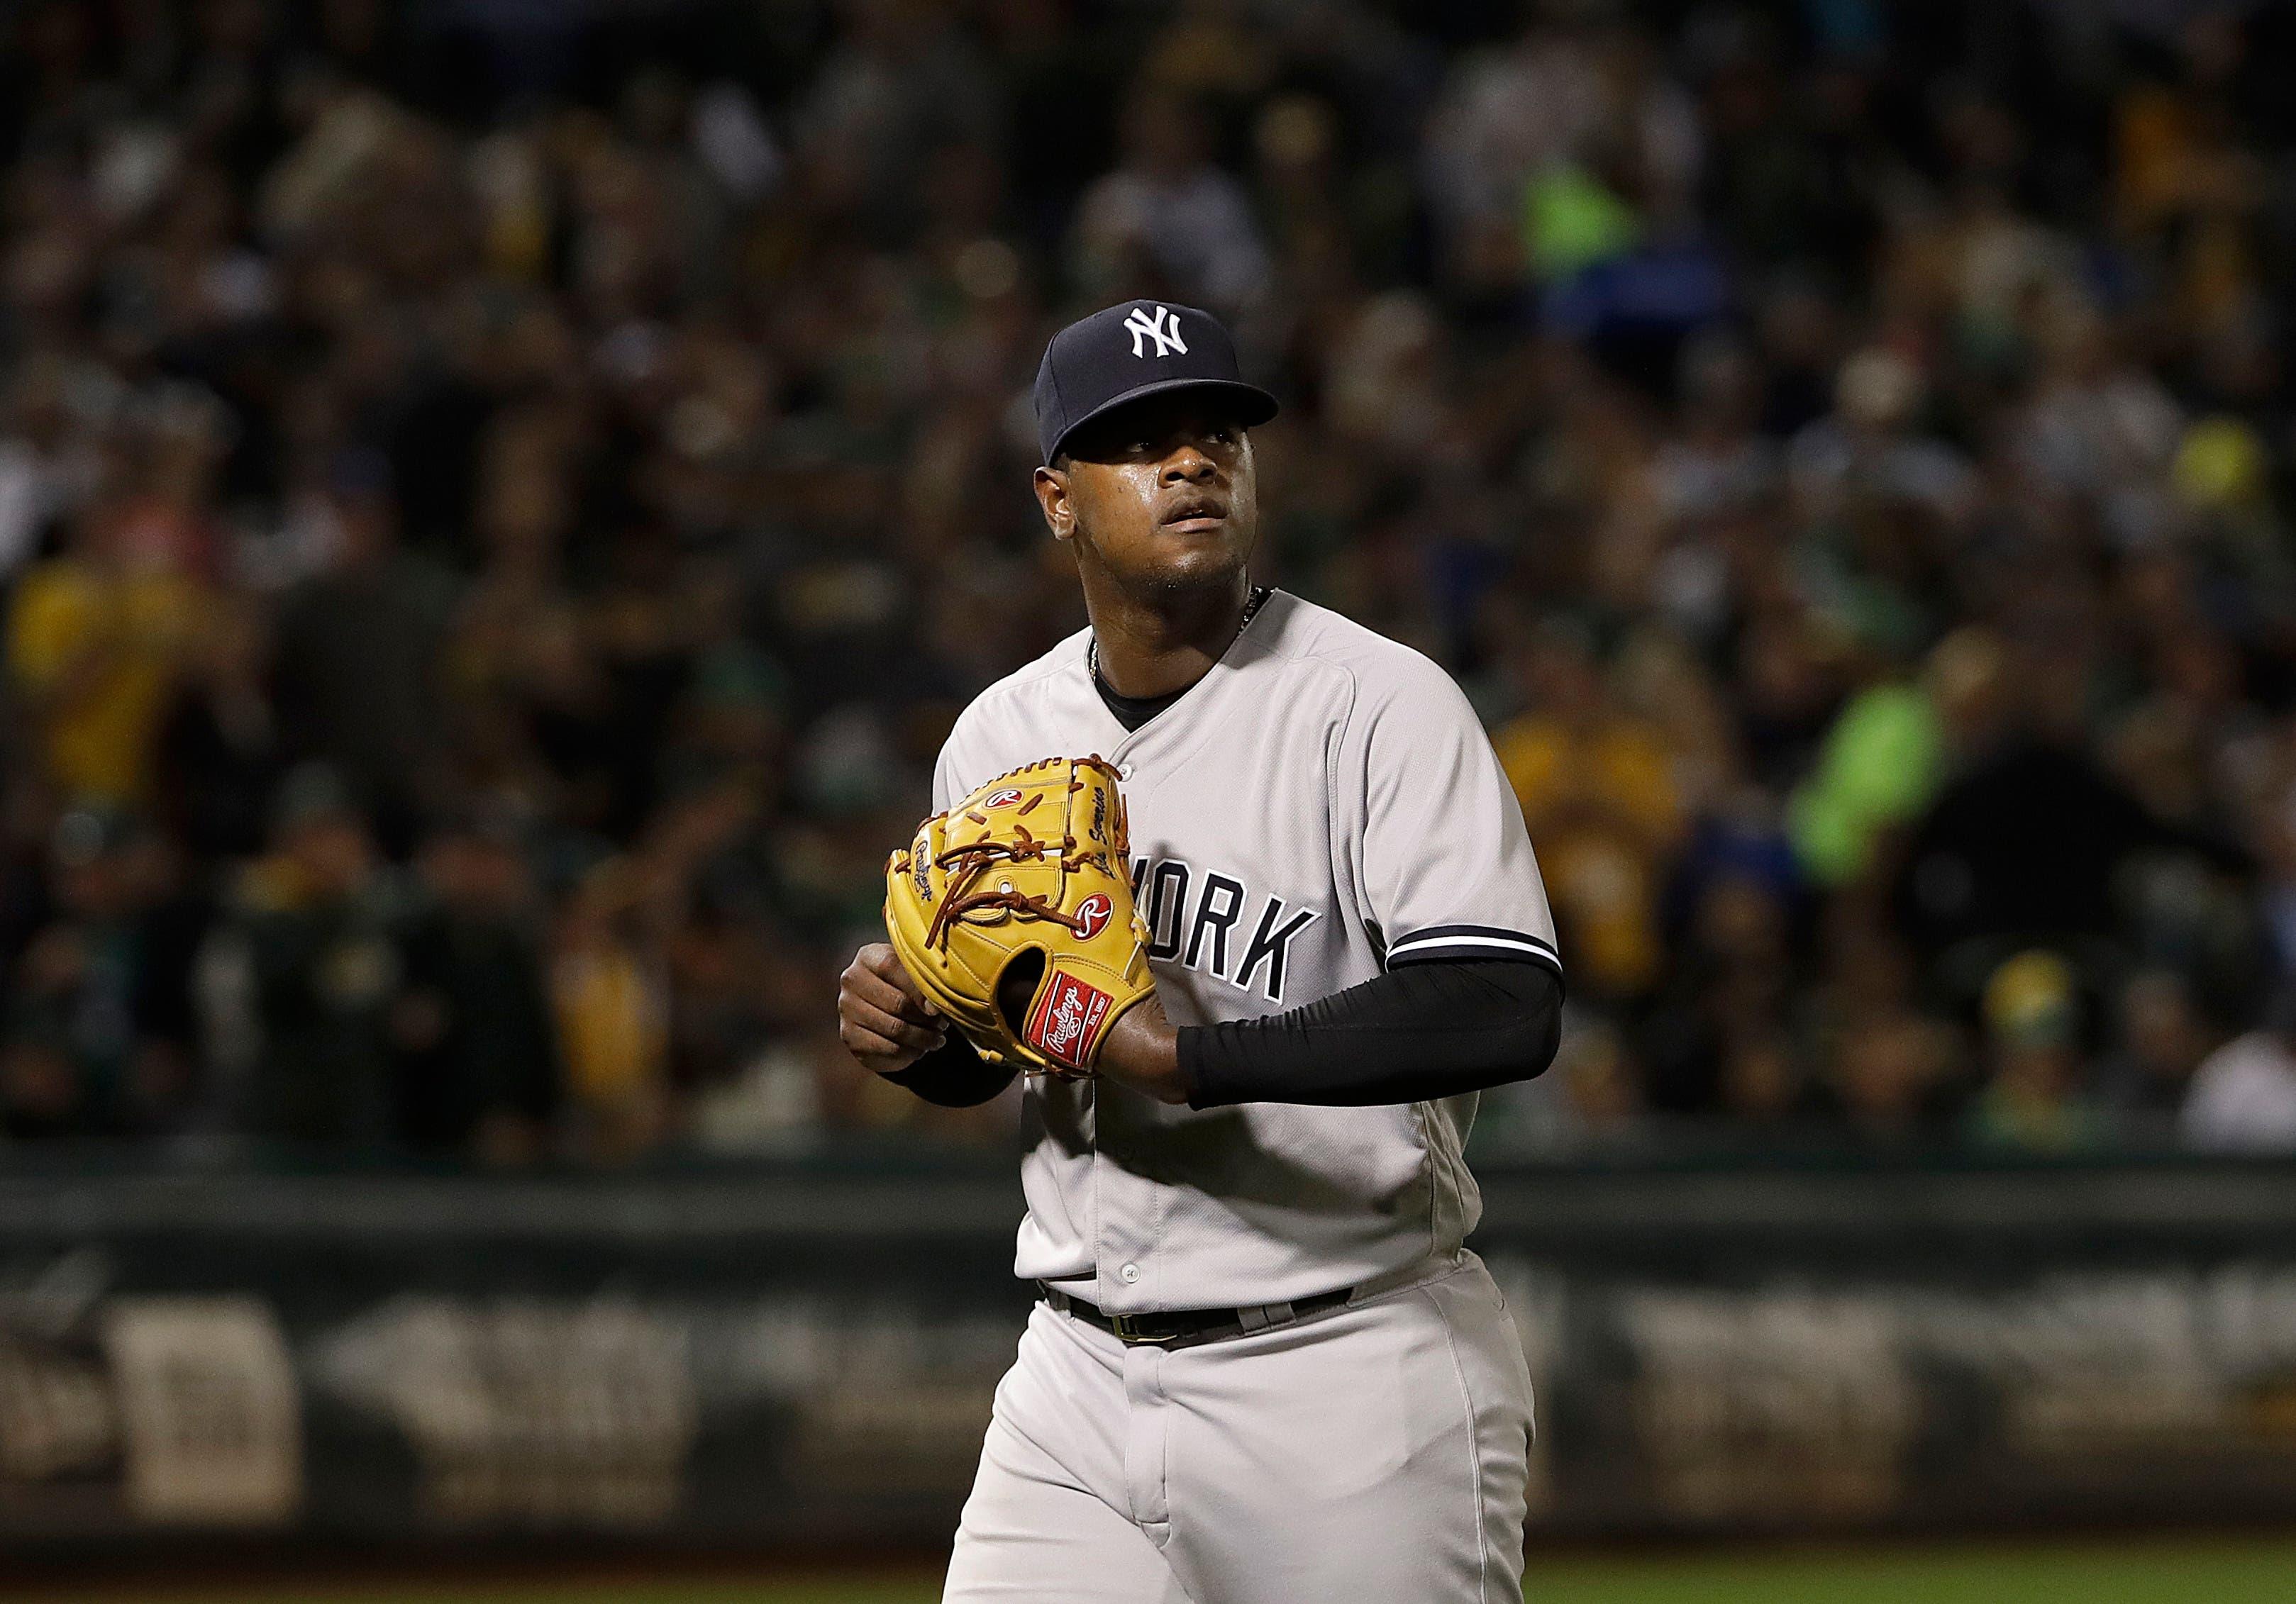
left=921, top=758, right=1128, bottom=951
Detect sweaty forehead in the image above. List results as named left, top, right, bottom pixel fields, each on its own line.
left=1061, top=391, right=1253, bottom=462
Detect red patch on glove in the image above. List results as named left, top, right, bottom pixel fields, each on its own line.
left=1026, top=970, right=1115, bottom=1069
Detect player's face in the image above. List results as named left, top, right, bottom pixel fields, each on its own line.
left=1034, top=395, right=1258, bottom=594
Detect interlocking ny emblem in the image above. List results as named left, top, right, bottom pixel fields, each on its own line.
left=1124, top=304, right=1187, bottom=359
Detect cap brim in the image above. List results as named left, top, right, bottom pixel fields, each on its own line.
left=1046, top=377, right=1280, bottom=463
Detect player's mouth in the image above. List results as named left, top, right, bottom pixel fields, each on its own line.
left=1159, top=496, right=1229, bottom=535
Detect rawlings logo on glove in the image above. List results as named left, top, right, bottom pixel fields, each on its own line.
left=1029, top=971, right=1115, bottom=1063
left=884, top=756, right=1155, bottom=1078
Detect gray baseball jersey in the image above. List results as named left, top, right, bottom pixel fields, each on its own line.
left=933, top=589, right=1560, bottom=1313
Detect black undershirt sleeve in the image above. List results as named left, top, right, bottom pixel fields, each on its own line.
left=882, top=1035, right=1018, bottom=1108
left=1179, top=959, right=1563, bottom=1109
left=881, top=959, right=1562, bottom=1109
left=877, top=959, right=1561, bottom=1110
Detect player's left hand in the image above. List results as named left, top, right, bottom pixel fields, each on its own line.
left=1092, top=996, right=1189, bottom=1105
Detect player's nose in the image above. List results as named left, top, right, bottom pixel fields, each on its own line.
left=1159, top=445, right=1220, bottom=483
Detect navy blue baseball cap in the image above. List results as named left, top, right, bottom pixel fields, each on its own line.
left=1033, top=301, right=1279, bottom=464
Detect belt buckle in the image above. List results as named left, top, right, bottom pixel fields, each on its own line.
left=1107, top=1312, right=1175, bottom=1347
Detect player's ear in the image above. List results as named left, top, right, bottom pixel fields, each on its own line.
left=1033, top=464, right=1076, bottom=543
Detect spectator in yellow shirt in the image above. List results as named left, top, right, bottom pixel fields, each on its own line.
left=1492, top=619, right=1683, bottom=998
left=552, top=859, right=672, bottom=1162
left=6, top=508, right=204, bottom=805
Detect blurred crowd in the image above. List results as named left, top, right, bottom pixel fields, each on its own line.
left=7, top=0, right=2296, bottom=1162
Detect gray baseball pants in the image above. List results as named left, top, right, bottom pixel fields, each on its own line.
left=942, top=1253, right=1536, bottom=1603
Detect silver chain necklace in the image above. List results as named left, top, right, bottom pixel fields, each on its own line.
left=1089, top=585, right=1273, bottom=687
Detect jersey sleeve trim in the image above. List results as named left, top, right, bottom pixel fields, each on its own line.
left=1383, top=924, right=1563, bottom=975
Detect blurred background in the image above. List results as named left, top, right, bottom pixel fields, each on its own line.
left=4, top=0, right=2296, bottom=1598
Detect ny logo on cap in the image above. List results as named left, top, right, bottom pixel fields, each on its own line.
left=1123, top=304, right=1188, bottom=359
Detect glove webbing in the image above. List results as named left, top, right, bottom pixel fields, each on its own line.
left=921, top=766, right=1116, bottom=950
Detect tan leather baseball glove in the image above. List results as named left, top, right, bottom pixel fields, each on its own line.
left=884, top=755, right=1155, bottom=1078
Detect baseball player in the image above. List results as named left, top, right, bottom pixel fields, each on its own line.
left=838, top=301, right=1565, bottom=1603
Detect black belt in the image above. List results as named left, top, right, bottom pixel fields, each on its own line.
left=1039, top=1282, right=1355, bottom=1350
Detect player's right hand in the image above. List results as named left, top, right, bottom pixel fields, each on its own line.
left=838, top=942, right=948, bottom=1076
